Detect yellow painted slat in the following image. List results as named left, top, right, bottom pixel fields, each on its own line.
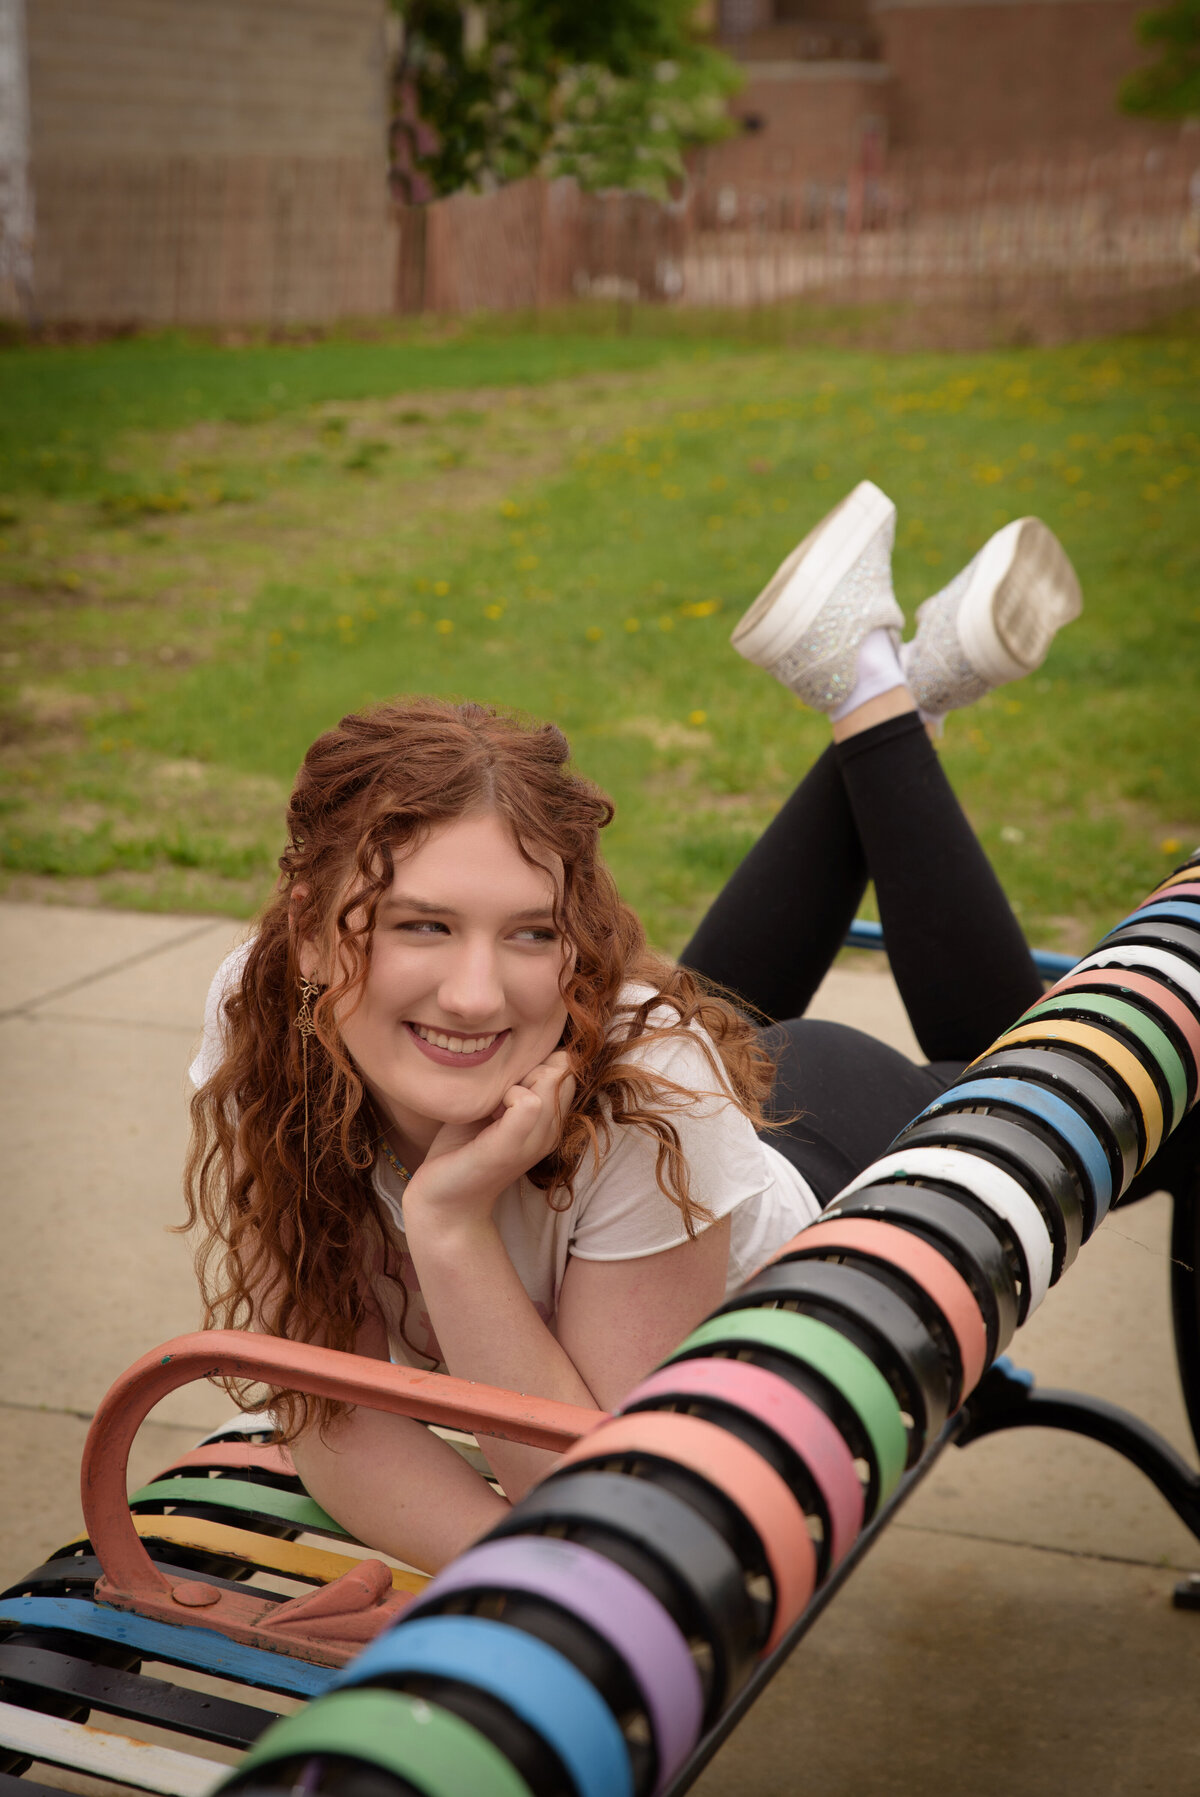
left=61, top=1515, right=428, bottom=1595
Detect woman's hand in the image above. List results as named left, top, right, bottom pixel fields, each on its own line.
left=403, top=1050, right=575, bottom=1232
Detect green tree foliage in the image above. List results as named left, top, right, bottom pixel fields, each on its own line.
left=1120, top=0, right=1200, bottom=117
left=392, top=0, right=741, bottom=199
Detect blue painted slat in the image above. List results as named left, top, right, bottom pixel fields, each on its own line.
left=0, top=1598, right=332, bottom=1699
left=914, top=1074, right=1113, bottom=1225
left=844, top=919, right=1075, bottom=981
left=1106, top=901, right=1200, bottom=937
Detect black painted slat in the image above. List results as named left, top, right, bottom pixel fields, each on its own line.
left=1, top=1557, right=284, bottom=1605
left=0, top=1773, right=74, bottom=1797
left=0, top=1643, right=279, bottom=1749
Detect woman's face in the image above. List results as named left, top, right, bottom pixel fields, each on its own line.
left=332, top=812, right=570, bottom=1153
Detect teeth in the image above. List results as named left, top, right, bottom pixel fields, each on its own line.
left=413, top=1024, right=498, bottom=1055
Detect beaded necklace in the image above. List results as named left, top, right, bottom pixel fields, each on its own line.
left=378, top=1138, right=411, bottom=1184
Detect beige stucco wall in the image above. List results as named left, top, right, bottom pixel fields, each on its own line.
left=26, top=0, right=389, bottom=158
left=24, top=0, right=395, bottom=323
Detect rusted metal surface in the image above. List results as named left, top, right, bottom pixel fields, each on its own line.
left=81, top=1330, right=604, bottom=1665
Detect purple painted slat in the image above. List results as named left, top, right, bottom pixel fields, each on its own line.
left=404, top=1534, right=702, bottom=1792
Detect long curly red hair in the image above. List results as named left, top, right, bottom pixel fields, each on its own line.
left=183, top=697, right=773, bottom=1438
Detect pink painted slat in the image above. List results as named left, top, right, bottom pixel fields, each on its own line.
left=151, top=1441, right=296, bottom=1480
left=618, top=1358, right=864, bottom=1570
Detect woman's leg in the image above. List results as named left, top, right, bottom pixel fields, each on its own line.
left=833, top=707, right=1042, bottom=1063
left=687, top=481, right=1072, bottom=1056
left=678, top=739, right=868, bottom=1023
left=760, top=1017, right=964, bottom=1206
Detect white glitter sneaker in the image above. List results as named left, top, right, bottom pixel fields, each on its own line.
left=900, top=517, right=1082, bottom=719
left=730, top=480, right=903, bottom=713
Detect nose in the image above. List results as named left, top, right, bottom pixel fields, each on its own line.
left=436, top=933, right=505, bottom=1024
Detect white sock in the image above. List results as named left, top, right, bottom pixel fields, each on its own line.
left=829, top=627, right=907, bottom=722
left=898, top=639, right=944, bottom=734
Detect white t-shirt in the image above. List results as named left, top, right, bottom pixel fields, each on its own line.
left=190, top=947, right=820, bottom=1366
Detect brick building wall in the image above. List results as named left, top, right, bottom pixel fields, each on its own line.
left=875, top=0, right=1176, bottom=156
left=701, top=0, right=1179, bottom=192
left=704, top=61, right=893, bottom=185
left=23, top=0, right=395, bottom=324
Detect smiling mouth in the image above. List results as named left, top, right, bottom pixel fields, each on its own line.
left=405, top=1021, right=509, bottom=1066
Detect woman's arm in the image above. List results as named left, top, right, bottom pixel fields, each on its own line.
left=402, top=1207, right=732, bottom=1497
left=399, top=1050, right=597, bottom=1496
left=286, top=1302, right=510, bottom=1573
left=553, top=1216, right=732, bottom=1412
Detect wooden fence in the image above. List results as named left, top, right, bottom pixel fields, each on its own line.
left=397, top=147, right=1200, bottom=327
left=17, top=144, right=1199, bottom=331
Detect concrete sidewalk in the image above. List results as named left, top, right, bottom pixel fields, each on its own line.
left=1, top=900, right=1197, bottom=1795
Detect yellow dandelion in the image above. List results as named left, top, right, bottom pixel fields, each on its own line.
left=688, top=709, right=708, bottom=727
left=484, top=602, right=504, bottom=621
left=337, top=614, right=354, bottom=629
left=663, top=484, right=683, bottom=500
left=624, top=617, right=640, bottom=633
left=585, top=626, right=603, bottom=643
left=680, top=599, right=721, bottom=619
left=657, top=615, right=674, bottom=631
left=435, top=618, right=454, bottom=636
left=813, top=464, right=831, bottom=481
left=433, top=579, right=450, bottom=596
left=268, top=630, right=284, bottom=646
left=1161, top=837, right=1182, bottom=855
left=500, top=500, right=520, bottom=517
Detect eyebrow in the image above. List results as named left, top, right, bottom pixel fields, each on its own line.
left=379, top=893, right=557, bottom=924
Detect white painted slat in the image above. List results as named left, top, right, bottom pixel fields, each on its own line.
left=194, top=1409, right=276, bottom=1446
left=0, top=1699, right=224, bottom=1797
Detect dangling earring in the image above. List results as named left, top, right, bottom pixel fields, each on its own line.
left=296, top=976, right=320, bottom=1041
left=296, top=977, right=321, bottom=1203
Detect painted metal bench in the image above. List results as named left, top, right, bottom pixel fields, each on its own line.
left=3, top=861, right=1200, bottom=1797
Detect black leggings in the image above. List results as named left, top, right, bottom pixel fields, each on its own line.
left=679, top=712, right=1044, bottom=1205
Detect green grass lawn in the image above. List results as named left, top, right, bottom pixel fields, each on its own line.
left=1, top=312, right=1197, bottom=957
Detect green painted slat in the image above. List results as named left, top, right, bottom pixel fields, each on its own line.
left=127, top=1479, right=349, bottom=1539
left=0, top=1598, right=332, bottom=1698
left=232, top=1687, right=533, bottom=1797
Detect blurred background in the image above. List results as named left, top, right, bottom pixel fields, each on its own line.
left=0, top=0, right=1197, bottom=952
